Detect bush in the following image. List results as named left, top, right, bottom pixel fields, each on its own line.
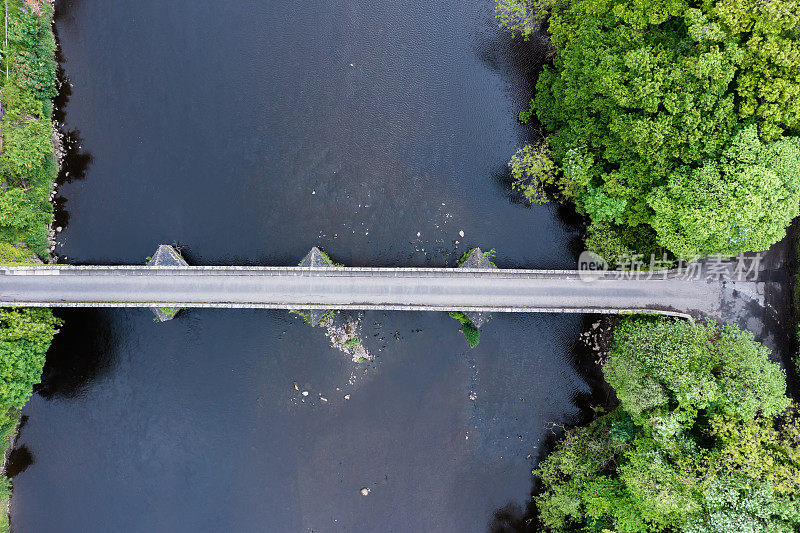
left=13, top=49, right=57, bottom=100
left=448, top=311, right=480, bottom=348
left=1, top=117, right=56, bottom=187
left=0, top=0, right=60, bottom=259
left=509, top=141, right=557, bottom=204
left=1, top=84, right=44, bottom=119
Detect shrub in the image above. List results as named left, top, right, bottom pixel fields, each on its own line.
left=448, top=311, right=480, bottom=348
left=584, top=222, right=632, bottom=267
left=494, top=0, right=539, bottom=40
left=1, top=117, right=56, bottom=187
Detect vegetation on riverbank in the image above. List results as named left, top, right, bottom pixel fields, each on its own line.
left=0, top=1, right=60, bottom=528
left=496, top=0, right=800, bottom=530
left=501, top=0, right=800, bottom=261
left=0, top=308, right=59, bottom=532
left=534, top=317, right=800, bottom=531
left=1, top=0, right=57, bottom=259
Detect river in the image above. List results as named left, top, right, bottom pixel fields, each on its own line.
left=10, top=1, right=594, bottom=531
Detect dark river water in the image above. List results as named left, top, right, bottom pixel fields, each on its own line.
left=10, top=1, right=594, bottom=531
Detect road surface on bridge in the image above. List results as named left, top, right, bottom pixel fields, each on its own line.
left=0, top=265, right=733, bottom=319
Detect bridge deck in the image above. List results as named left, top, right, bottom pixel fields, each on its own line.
left=0, top=266, right=727, bottom=319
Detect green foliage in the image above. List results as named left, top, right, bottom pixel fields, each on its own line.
left=649, top=127, right=800, bottom=256
left=0, top=1, right=60, bottom=514
left=0, top=308, right=60, bottom=409
left=0, top=242, right=37, bottom=265
left=585, top=222, right=632, bottom=267
left=318, top=249, right=343, bottom=267
left=289, top=308, right=334, bottom=326
left=0, top=0, right=60, bottom=258
left=13, top=48, right=57, bottom=100
left=585, top=222, right=673, bottom=269
left=605, top=318, right=789, bottom=424
left=0, top=472, right=9, bottom=533
left=7, top=3, right=57, bottom=101
left=535, top=318, right=799, bottom=532
left=582, top=185, right=627, bottom=224
left=530, top=0, right=800, bottom=256
left=709, top=0, right=800, bottom=141
left=707, top=409, right=800, bottom=495
left=686, top=476, right=800, bottom=533
left=535, top=410, right=626, bottom=530
left=448, top=311, right=480, bottom=348
left=1, top=83, right=44, bottom=119
left=461, top=324, right=480, bottom=348
left=2, top=117, right=56, bottom=186
left=494, top=0, right=539, bottom=40
left=509, top=142, right=557, bottom=204
left=343, top=338, right=360, bottom=348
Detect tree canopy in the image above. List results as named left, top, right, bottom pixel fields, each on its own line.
left=534, top=317, right=800, bottom=532
left=0, top=307, right=60, bottom=409
left=516, top=0, right=800, bottom=257
left=0, top=0, right=59, bottom=257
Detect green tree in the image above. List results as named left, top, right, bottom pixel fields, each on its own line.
left=534, top=318, right=798, bottom=532
left=526, top=0, right=800, bottom=256
left=509, top=141, right=557, bottom=203
left=1, top=117, right=56, bottom=187
left=604, top=318, right=789, bottom=424
left=494, top=0, right=541, bottom=39
left=649, top=126, right=800, bottom=256
left=709, top=0, right=800, bottom=140
left=0, top=308, right=60, bottom=409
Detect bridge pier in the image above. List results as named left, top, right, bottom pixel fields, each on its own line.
left=292, top=247, right=339, bottom=326
left=457, top=248, right=497, bottom=328
left=146, top=245, right=188, bottom=321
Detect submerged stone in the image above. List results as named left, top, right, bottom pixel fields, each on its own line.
left=147, top=245, right=188, bottom=322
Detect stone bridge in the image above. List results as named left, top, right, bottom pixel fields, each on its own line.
left=0, top=245, right=761, bottom=326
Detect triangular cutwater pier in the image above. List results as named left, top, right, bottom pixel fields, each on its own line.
left=146, top=245, right=188, bottom=321
left=293, top=247, right=339, bottom=326
left=456, top=247, right=497, bottom=328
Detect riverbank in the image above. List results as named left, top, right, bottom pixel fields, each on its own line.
left=0, top=0, right=60, bottom=529
left=495, top=0, right=800, bottom=528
